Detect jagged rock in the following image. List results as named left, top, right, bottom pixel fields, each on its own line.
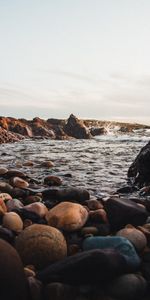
left=64, top=114, right=91, bottom=139
left=128, top=141, right=150, bottom=187
left=90, top=127, right=106, bottom=136
left=0, top=126, right=23, bottom=144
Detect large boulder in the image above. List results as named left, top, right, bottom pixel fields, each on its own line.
left=64, top=114, right=91, bottom=139
left=0, top=126, right=23, bottom=144
left=128, top=141, right=150, bottom=187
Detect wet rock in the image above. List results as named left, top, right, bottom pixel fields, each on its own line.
left=28, top=277, right=43, bottom=300
left=104, top=196, right=148, bottom=231
left=5, top=169, right=26, bottom=179
left=80, top=226, right=99, bottom=236
left=83, top=236, right=141, bottom=270
left=36, top=249, right=128, bottom=285
left=0, top=192, right=12, bottom=201
left=107, top=274, right=147, bottom=300
left=44, top=282, right=78, bottom=300
left=44, top=175, right=62, bottom=186
left=0, top=167, right=8, bottom=175
left=24, top=195, right=42, bottom=204
left=11, top=187, right=29, bottom=198
left=24, top=202, right=48, bottom=218
left=128, top=141, right=150, bottom=187
left=40, top=161, right=54, bottom=168
left=46, top=202, right=88, bottom=231
left=3, top=212, right=23, bottom=232
left=23, top=160, right=34, bottom=167
left=0, top=181, right=13, bottom=194
left=0, top=226, right=15, bottom=244
left=0, top=126, right=23, bottom=144
left=116, top=226, right=147, bottom=252
left=0, top=239, right=29, bottom=300
left=0, top=198, right=7, bottom=215
left=10, top=177, right=29, bottom=189
left=64, top=114, right=91, bottom=139
left=90, top=127, right=106, bottom=136
left=24, top=267, right=36, bottom=278
left=84, top=199, right=103, bottom=210
left=15, top=224, right=67, bottom=270
left=6, top=198, right=24, bottom=211
left=89, top=209, right=108, bottom=224
left=42, top=187, right=90, bottom=203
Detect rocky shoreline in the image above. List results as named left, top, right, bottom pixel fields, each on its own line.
left=0, top=114, right=149, bottom=143
left=0, top=140, right=150, bottom=299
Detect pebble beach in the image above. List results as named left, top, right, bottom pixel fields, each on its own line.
left=0, top=128, right=150, bottom=300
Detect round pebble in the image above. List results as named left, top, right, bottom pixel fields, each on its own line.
left=15, top=224, right=67, bottom=270
left=116, top=227, right=147, bottom=252
left=3, top=212, right=23, bottom=232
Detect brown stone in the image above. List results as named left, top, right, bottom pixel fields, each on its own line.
left=46, top=202, right=89, bottom=231
left=3, top=212, right=23, bottom=232
left=11, top=177, right=29, bottom=188
left=44, top=175, right=62, bottom=186
left=117, top=227, right=147, bottom=252
left=15, top=224, right=67, bottom=270
left=24, top=202, right=48, bottom=218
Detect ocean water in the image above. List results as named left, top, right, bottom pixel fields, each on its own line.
left=0, top=128, right=150, bottom=198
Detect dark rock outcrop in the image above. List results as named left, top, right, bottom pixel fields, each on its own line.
left=128, top=141, right=150, bottom=187
left=64, top=114, right=91, bottom=139
left=90, top=127, right=106, bottom=136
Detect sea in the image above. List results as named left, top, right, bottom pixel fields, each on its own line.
left=0, top=126, right=150, bottom=199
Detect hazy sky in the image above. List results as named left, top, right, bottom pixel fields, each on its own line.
left=0, top=0, right=150, bottom=124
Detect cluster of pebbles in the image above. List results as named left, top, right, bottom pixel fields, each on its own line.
left=0, top=161, right=150, bottom=300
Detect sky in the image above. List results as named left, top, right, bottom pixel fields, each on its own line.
left=0, top=0, right=150, bottom=124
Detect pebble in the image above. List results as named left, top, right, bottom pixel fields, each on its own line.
left=116, top=226, right=147, bottom=252
left=15, top=224, right=67, bottom=270
left=0, top=167, right=8, bottom=175
left=3, top=212, right=23, bottom=232
left=0, top=192, right=12, bottom=201
left=24, top=202, right=48, bottom=218
left=40, top=161, right=54, bottom=168
left=10, top=177, right=29, bottom=189
left=46, top=201, right=89, bottom=231
left=44, top=175, right=62, bottom=186
left=6, top=199, right=24, bottom=211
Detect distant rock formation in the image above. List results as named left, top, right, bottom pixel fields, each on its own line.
left=64, top=114, right=92, bottom=139
left=0, top=114, right=149, bottom=144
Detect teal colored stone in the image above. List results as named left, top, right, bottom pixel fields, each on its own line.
left=82, top=236, right=140, bottom=270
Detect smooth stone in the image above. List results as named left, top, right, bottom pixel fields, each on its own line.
left=68, top=244, right=80, bottom=255
left=107, top=274, right=147, bottom=300
left=46, top=202, right=88, bottom=232
left=82, top=236, right=141, bottom=270
left=24, top=202, right=48, bottom=218
left=43, top=187, right=90, bottom=203
left=23, top=219, right=33, bottom=228
left=116, top=227, right=147, bottom=252
left=44, top=282, right=78, bottom=300
left=3, top=212, right=23, bottom=232
left=24, top=267, right=36, bottom=277
left=36, top=249, right=128, bottom=285
left=104, top=196, right=148, bottom=231
left=0, top=167, right=8, bottom=175
left=5, top=169, right=26, bottom=178
left=6, top=198, right=24, bottom=211
left=0, top=192, right=12, bottom=201
left=0, top=226, right=15, bottom=244
left=80, top=226, right=99, bottom=236
left=10, top=177, right=29, bottom=189
left=84, top=199, right=103, bottom=210
left=44, top=175, right=62, bottom=186
left=23, top=161, right=34, bottom=167
left=28, top=277, right=43, bottom=300
left=0, top=239, right=29, bottom=300
left=15, top=224, right=67, bottom=270
left=40, top=161, right=54, bottom=168
left=11, top=187, right=29, bottom=198
left=89, top=209, right=108, bottom=223
left=14, top=208, right=45, bottom=224
left=0, top=181, right=13, bottom=193
left=0, top=198, right=7, bottom=215
left=24, top=195, right=42, bottom=204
